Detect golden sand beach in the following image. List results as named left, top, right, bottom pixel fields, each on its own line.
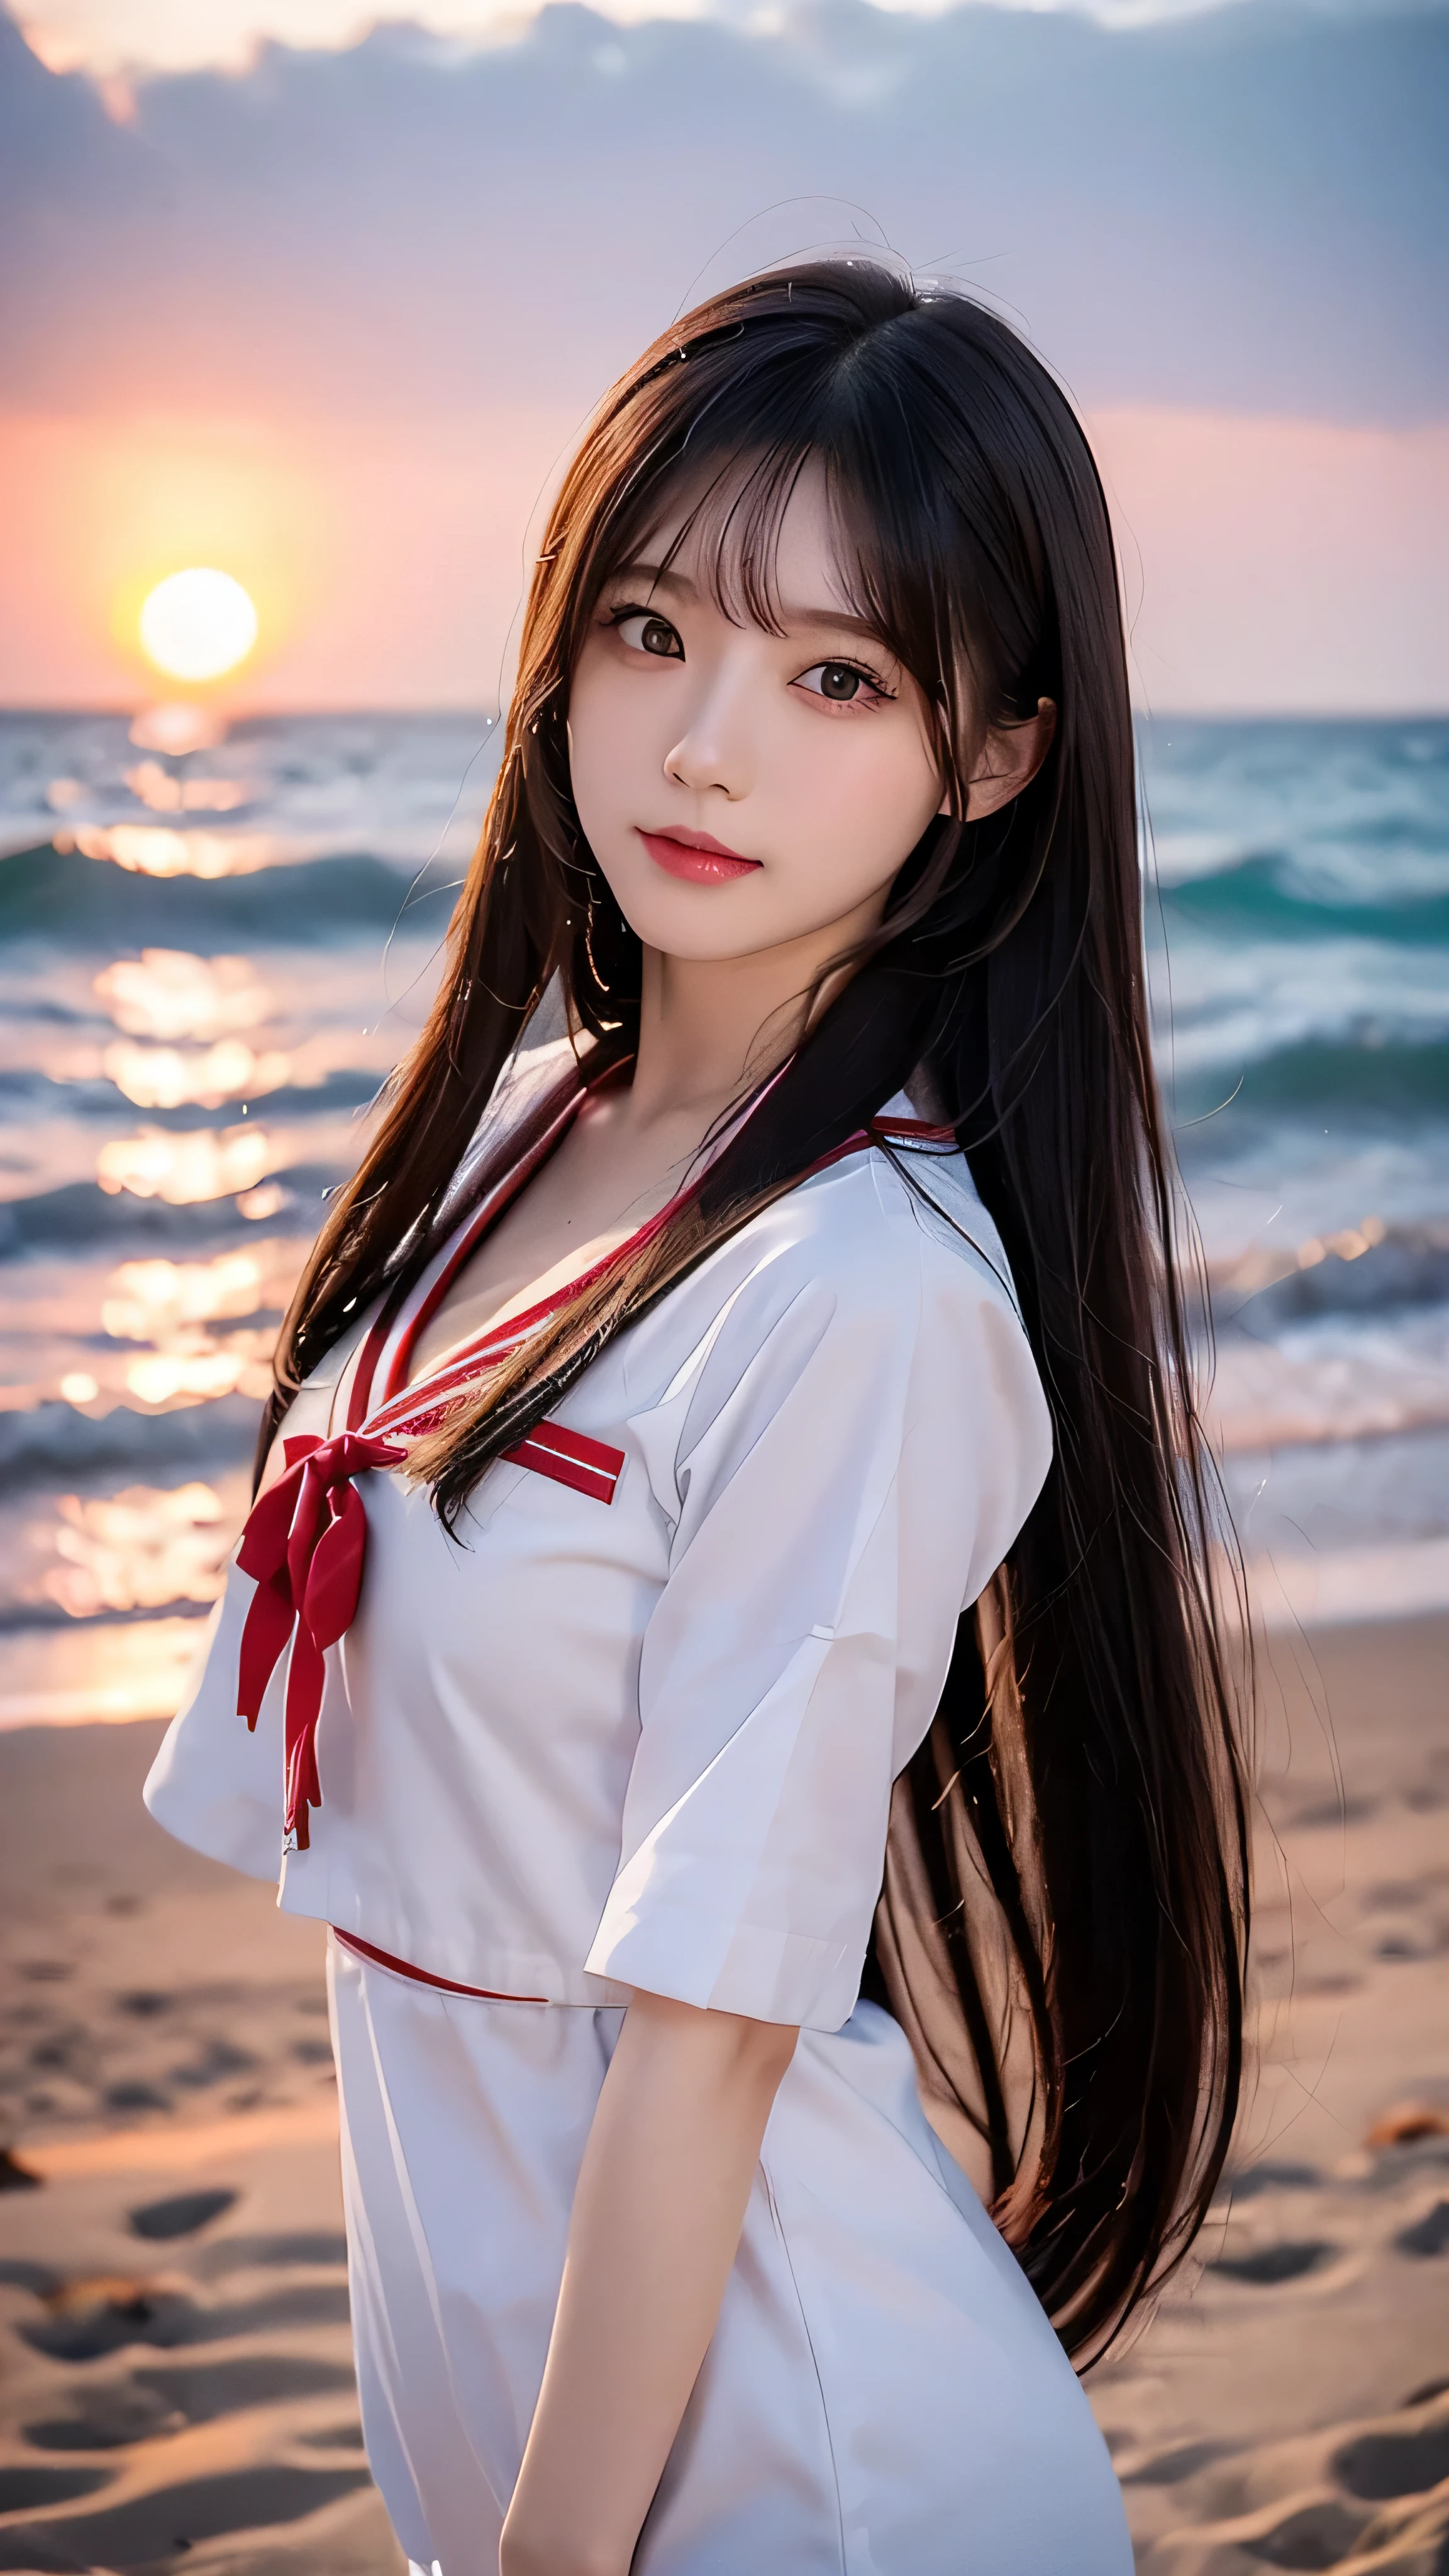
left=1, top=1614, right=1445, bottom=2575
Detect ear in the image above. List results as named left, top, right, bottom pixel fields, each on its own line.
left=936, top=699, right=1058, bottom=821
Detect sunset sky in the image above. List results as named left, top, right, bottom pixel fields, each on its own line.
left=4, top=0, right=1446, bottom=713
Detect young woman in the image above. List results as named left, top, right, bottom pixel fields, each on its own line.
left=146, top=262, right=1248, bottom=2576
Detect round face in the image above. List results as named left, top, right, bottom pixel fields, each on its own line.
left=566, top=462, right=947, bottom=966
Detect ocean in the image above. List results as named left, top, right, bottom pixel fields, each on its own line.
left=1, top=709, right=1446, bottom=1724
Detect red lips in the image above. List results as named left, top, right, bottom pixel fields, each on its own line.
left=637, top=828, right=762, bottom=884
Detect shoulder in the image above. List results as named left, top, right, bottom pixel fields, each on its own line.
left=735, top=1116, right=1026, bottom=1348
left=631, top=1133, right=1052, bottom=1555
left=647, top=1119, right=1041, bottom=1431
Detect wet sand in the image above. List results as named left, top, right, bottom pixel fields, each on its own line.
left=1, top=1614, right=1445, bottom=2573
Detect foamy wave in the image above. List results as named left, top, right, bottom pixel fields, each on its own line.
left=1209, top=1219, right=1449, bottom=1326
left=1157, top=849, right=1449, bottom=940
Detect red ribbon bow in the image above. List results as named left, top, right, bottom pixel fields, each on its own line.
left=236, top=1429, right=406, bottom=1850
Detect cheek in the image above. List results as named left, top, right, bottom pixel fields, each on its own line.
left=564, top=660, right=618, bottom=828
left=567, top=652, right=675, bottom=855
left=780, top=717, right=941, bottom=876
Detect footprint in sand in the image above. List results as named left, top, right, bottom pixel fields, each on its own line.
left=1130, top=2389, right=1449, bottom=2572
left=1394, top=2197, right=1449, bottom=2257
left=0, top=2168, right=377, bottom=2575
left=129, top=2189, right=238, bottom=2242
left=0, top=2460, right=372, bottom=2568
left=23, top=2352, right=357, bottom=2453
left=1218, top=2158, right=1321, bottom=2201
left=1210, top=2238, right=1339, bottom=2285
left=1331, top=2412, right=1449, bottom=2500
left=12, top=2187, right=352, bottom=2368
left=20, top=2277, right=212, bottom=2363
left=0, top=2463, right=113, bottom=2514
left=19, top=2270, right=353, bottom=2362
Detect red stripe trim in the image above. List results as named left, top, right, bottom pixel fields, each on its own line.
left=502, top=1421, right=624, bottom=1504
left=347, top=1269, right=414, bottom=1433
left=799, top=1118, right=956, bottom=1181
left=377, top=1082, right=595, bottom=1411
left=332, top=1926, right=546, bottom=2001
left=352, top=1099, right=955, bottom=1479
left=872, top=1115, right=958, bottom=1143
left=371, top=1243, right=628, bottom=1433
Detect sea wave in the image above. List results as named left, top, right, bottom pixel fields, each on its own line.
left=1175, top=1035, right=1449, bottom=1121
left=1210, top=1221, right=1449, bottom=1325
left=0, top=841, right=455, bottom=949
left=1141, top=716, right=1449, bottom=904
left=1, top=1066, right=387, bottom=1130
left=1158, top=854, right=1449, bottom=944
left=2, top=710, right=1445, bottom=1668
left=0, top=1169, right=339, bottom=1260
left=1206, top=1325, right=1449, bottom=1452
left=0, top=1396, right=260, bottom=1487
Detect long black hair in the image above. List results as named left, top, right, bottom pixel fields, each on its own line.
left=262, top=261, right=1249, bottom=2362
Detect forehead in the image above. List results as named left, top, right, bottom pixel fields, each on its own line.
left=625, top=452, right=868, bottom=631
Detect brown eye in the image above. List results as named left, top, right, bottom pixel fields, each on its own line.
left=613, top=609, right=684, bottom=660
left=796, top=655, right=891, bottom=708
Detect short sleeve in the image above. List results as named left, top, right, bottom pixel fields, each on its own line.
left=585, top=1196, right=1052, bottom=2031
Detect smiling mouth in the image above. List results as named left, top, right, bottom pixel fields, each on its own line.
left=637, top=828, right=762, bottom=884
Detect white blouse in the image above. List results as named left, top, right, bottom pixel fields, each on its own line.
left=145, top=1045, right=1053, bottom=2035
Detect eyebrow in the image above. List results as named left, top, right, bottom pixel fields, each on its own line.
left=609, top=561, right=888, bottom=648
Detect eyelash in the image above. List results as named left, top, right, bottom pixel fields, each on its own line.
left=605, top=603, right=682, bottom=655
left=799, top=658, right=894, bottom=708
left=602, top=602, right=894, bottom=706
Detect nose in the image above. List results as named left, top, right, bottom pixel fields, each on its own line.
left=663, top=657, right=753, bottom=801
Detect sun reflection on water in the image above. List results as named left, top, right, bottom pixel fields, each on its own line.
left=39, top=1482, right=231, bottom=1619
left=101, top=1037, right=294, bottom=1109
left=236, top=1181, right=291, bottom=1223
left=94, top=949, right=272, bottom=1042
left=96, top=1124, right=275, bottom=1204
left=123, top=1341, right=275, bottom=1404
left=121, top=760, right=252, bottom=816
left=102, top=1251, right=271, bottom=1340
left=100, top=1248, right=286, bottom=1407
left=69, top=822, right=278, bottom=878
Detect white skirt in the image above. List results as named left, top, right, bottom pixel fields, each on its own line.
left=328, top=1939, right=1131, bottom=2575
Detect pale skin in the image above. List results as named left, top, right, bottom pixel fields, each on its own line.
left=316, top=461, right=1053, bottom=2576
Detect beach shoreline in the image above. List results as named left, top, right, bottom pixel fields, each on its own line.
left=2, top=1609, right=1446, bottom=2572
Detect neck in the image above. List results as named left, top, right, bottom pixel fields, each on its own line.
left=624, top=899, right=883, bottom=1136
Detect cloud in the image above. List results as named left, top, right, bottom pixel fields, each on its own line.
left=3, top=0, right=1446, bottom=430
left=4, top=1, right=1446, bottom=709
left=13, top=0, right=1427, bottom=82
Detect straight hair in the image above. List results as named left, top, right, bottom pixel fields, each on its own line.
left=262, top=262, right=1250, bottom=2362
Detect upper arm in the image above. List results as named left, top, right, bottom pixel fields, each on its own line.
left=586, top=1211, right=1051, bottom=2033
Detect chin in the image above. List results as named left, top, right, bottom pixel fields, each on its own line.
left=606, top=871, right=778, bottom=963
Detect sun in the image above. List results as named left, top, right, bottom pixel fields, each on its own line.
left=138, top=569, right=258, bottom=683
